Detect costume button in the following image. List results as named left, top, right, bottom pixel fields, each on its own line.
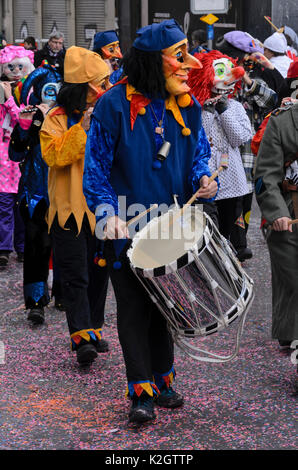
left=138, top=107, right=146, bottom=115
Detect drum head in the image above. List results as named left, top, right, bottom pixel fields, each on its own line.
left=130, top=207, right=205, bottom=270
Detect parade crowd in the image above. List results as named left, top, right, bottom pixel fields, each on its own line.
left=0, top=20, right=297, bottom=424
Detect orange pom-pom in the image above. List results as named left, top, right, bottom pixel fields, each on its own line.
left=182, top=127, right=191, bottom=136
left=177, top=94, right=191, bottom=108
left=98, top=258, right=107, bottom=267
left=138, top=107, right=146, bottom=115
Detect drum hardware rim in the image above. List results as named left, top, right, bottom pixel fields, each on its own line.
left=171, top=290, right=255, bottom=363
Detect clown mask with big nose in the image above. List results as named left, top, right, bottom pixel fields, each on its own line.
left=101, top=41, right=123, bottom=72
left=162, top=39, right=202, bottom=96
left=212, top=58, right=244, bottom=95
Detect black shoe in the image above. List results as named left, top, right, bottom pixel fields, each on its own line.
left=27, top=307, right=45, bottom=325
left=129, top=395, right=156, bottom=424
left=236, top=247, right=253, bottom=262
left=155, top=386, right=184, bottom=408
left=54, top=298, right=66, bottom=311
left=96, top=338, right=109, bottom=353
left=76, top=343, right=98, bottom=366
left=278, top=339, right=292, bottom=350
left=17, top=252, right=24, bottom=263
left=0, top=252, right=9, bottom=267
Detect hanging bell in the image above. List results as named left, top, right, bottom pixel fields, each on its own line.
left=156, top=140, right=171, bottom=162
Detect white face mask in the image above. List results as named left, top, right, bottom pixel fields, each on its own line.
left=2, top=57, right=33, bottom=81
left=212, top=58, right=237, bottom=94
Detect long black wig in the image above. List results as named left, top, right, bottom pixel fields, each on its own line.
left=56, top=82, right=89, bottom=116
left=122, top=47, right=168, bottom=100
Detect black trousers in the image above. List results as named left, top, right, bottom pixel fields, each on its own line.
left=216, top=196, right=243, bottom=242
left=104, top=240, right=174, bottom=384
left=50, top=213, right=109, bottom=335
left=230, top=192, right=253, bottom=250
left=20, top=199, right=52, bottom=309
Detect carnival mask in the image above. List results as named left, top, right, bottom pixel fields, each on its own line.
left=162, top=39, right=202, bottom=96
left=212, top=58, right=244, bottom=94
left=101, top=41, right=123, bottom=71
left=2, top=57, right=33, bottom=82
left=41, top=82, right=61, bottom=106
left=86, top=75, right=111, bottom=104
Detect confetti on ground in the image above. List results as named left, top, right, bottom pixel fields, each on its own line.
left=0, top=199, right=297, bottom=450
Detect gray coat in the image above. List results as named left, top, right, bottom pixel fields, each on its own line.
left=255, top=103, right=298, bottom=341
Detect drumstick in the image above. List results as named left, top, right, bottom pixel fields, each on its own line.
left=208, top=154, right=229, bottom=184
left=102, top=205, right=158, bottom=240
left=174, top=154, right=229, bottom=221
left=288, top=219, right=298, bottom=226
left=126, top=204, right=158, bottom=227
left=264, top=16, right=284, bottom=33
left=267, top=218, right=298, bottom=232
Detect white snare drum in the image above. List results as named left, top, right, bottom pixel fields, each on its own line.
left=127, top=207, right=254, bottom=363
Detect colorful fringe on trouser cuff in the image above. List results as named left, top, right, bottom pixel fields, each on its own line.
left=70, top=328, right=102, bottom=351
left=125, top=381, right=160, bottom=399
left=153, top=366, right=176, bottom=391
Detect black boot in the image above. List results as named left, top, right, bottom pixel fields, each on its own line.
left=0, top=251, right=9, bottom=267
left=17, top=252, right=24, bottom=263
left=54, top=297, right=66, bottom=311
left=236, top=247, right=253, bottom=262
left=129, top=394, right=155, bottom=424
left=96, top=338, right=109, bottom=353
left=155, top=386, right=184, bottom=408
left=76, top=342, right=98, bottom=366
left=27, top=307, right=45, bottom=325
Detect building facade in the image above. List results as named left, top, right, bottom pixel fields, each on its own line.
left=1, top=0, right=298, bottom=51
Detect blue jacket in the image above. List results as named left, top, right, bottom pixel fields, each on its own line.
left=9, top=111, right=49, bottom=217
left=83, top=83, right=213, bottom=223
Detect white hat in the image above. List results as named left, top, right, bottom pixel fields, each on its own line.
left=263, top=32, right=287, bottom=53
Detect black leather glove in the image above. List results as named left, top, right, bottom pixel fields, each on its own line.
left=215, top=95, right=229, bottom=114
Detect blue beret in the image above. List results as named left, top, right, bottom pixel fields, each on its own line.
left=93, top=30, right=119, bottom=51
left=133, top=19, right=186, bottom=52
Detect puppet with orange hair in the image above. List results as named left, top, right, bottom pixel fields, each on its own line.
left=188, top=50, right=252, bottom=245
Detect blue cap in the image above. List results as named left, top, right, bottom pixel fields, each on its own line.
left=133, top=19, right=186, bottom=52
left=93, top=30, right=119, bottom=52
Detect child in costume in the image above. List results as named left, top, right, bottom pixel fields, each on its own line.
left=83, top=19, right=218, bottom=424
left=9, top=64, right=62, bottom=325
left=40, top=47, right=111, bottom=366
left=0, top=46, right=34, bottom=267
left=188, top=50, right=252, bottom=244
left=93, top=30, right=123, bottom=84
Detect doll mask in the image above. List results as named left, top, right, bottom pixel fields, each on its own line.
left=2, top=57, right=34, bottom=82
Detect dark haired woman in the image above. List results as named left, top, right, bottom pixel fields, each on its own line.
left=40, top=46, right=111, bottom=366
left=84, top=20, right=218, bottom=424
